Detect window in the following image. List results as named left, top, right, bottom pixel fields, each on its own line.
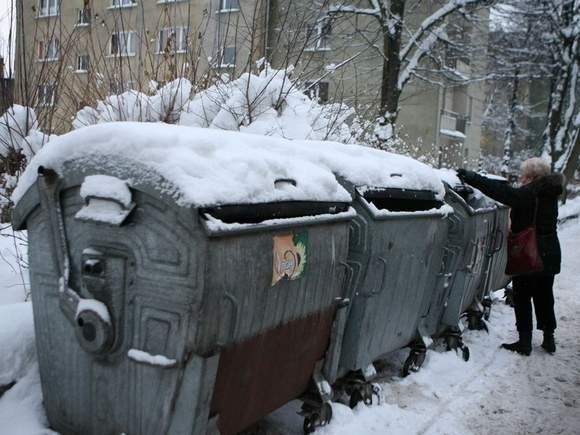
left=110, top=32, right=137, bottom=56
left=37, top=39, right=59, bottom=61
left=444, top=46, right=457, bottom=69
left=38, top=84, right=55, bottom=106
left=110, top=0, right=137, bottom=8
left=219, top=46, right=236, bottom=67
left=304, top=81, right=329, bottom=103
left=219, top=0, right=240, bottom=11
left=39, top=0, right=59, bottom=17
left=158, top=27, right=189, bottom=53
left=76, top=7, right=91, bottom=25
left=76, top=54, right=90, bottom=71
left=306, top=19, right=332, bottom=51
left=109, top=79, right=122, bottom=94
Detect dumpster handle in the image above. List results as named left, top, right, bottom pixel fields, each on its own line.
left=466, top=240, right=478, bottom=273
left=339, top=261, right=354, bottom=296
left=37, top=167, right=79, bottom=320
left=359, top=256, right=388, bottom=298
left=37, top=166, right=114, bottom=355
left=274, top=178, right=297, bottom=188
left=217, top=291, right=239, bottom=348
left=491, top=229, right=504, bottom=254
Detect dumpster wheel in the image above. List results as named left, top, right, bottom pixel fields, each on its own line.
left=402, top=352, right=426, bottom=377
left=461, top=346, right=470, bottom=362
left=348, top=382, right=378, bottom=408
left=402, top=339, right=427, bottom=377
left=302, top=402, right=332, bottom=434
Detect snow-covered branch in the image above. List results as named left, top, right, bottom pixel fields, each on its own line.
left=327, top=4, right=381, bottom=19
left=400, top=0, right=480, bottom=62
left=398, top=27, right=446, bottom=90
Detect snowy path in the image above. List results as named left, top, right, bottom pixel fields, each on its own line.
left=1, top=223, right=579, bottom=434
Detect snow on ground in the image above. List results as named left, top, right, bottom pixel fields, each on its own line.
left=0, top=220, right=579, bottom=434
left=559, top=196, right=580, bottom=222
left=0, top=226, right=28, bottom=305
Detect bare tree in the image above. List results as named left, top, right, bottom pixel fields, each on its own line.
left=320, top=0, right=489, bottom=140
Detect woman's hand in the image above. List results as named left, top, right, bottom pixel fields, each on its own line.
left=456, top=168, right=476, bottom=183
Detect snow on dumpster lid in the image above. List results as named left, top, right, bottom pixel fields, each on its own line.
left=292, top=140, right=445, bottom=199
left=12, top=122, right=445, bottom=206
left=13, top=123, right=351, bottom=207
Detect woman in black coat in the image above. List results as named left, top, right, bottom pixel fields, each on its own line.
left=457, top=158, right=563, bottom=356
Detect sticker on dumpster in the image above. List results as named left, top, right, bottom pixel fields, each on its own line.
left=272, top=232, right=308, bottom=286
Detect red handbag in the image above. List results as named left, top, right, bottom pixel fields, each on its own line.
left=506, top=200, right=544, bottom=275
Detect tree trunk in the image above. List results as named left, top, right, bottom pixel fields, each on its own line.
left=378, top=0, right=406, bottom=141
left=562, top=128, right=579, bottom=184
left=502, top=67, right=519, bottom=176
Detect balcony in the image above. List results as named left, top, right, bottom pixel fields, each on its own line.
left=440, top=110, right=469, bottom=140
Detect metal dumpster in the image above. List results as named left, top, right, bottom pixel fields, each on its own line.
left=327, top=184, right=450, bottom=389
left=13, top=157, right=352, bottom=435
left=439, top=185, right=498, bottom=339
left=477, top=204, right=510, bottom=319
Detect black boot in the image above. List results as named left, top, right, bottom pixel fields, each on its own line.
left=541, top=331, right=556, bottom=354
left=501, top=331, right=532, bottom=356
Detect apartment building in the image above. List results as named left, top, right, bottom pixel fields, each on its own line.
left=15, top=1, right=488, bottom=168
left=15, top=0, right=268, bottom=132
left=268, top=0, right=489, bottom=167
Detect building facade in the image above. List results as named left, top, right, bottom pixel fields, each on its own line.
left=15, top=0, right=267, bottom=132
left=15, top=1, right=488, bottom=168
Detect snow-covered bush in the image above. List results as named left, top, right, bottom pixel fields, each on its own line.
left=0, top=106, right=44, bottom=160
left=73, top=78, right=193, bottom=128
left=179, top=65, right=361, bottom=143
left=73, top=65, right=367, bottom=144
left=0, top=106, right=52, bottom=222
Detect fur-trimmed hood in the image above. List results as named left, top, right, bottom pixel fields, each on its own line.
left=532, top=173, right=565, bottom=197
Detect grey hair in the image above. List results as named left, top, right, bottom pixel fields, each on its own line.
left=521, top=157, right=551, bottom=179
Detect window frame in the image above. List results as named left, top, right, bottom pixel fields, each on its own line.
left=219, top=46, right=236, bottom=68
left=305, top=19, right=332, bottom=52
left=75, top=7, right=91, bottom=26
left=110, top=31, right=138, bottom=57
left=76, top=54, right=90, bottom=72
left=157, top=27, right=189, bottom=54
left=218, top=0, right=240, bottom=12
left=38, top=0, right=60, bottom=18
left=38, top=84, right=56, bottom=107
left=37, top=38, right=60, bottom=61
left=109, top=0, right=137, bottom=9
left=304, top=81, right=329, bottom=103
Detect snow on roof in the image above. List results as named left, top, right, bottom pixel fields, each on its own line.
left=13, top=122, right=445, bottom=207
left=440, top=129, right=466, bottom=139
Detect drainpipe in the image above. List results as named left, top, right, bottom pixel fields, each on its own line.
left=263, top=0, right=271, bottom=62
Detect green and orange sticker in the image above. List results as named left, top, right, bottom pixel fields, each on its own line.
left=272, top=232, right=308, bottom=286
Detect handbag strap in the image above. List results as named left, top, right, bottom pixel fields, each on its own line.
left=531, top=197, right=539, bottom=227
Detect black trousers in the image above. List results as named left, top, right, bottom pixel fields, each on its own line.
left=512, top=275, right=557, bottom=333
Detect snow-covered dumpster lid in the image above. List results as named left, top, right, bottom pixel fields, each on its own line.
left=290, top=140, right=446, bottom=200
left=12, top=123, right=357, bottom=228
left=287, top=141, right=449, bottom=218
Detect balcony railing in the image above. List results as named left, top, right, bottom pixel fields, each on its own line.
left=440, top=110, right=470, bottom=139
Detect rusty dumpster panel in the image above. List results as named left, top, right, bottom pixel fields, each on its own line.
left=210, top=307, right=336, bottom=435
